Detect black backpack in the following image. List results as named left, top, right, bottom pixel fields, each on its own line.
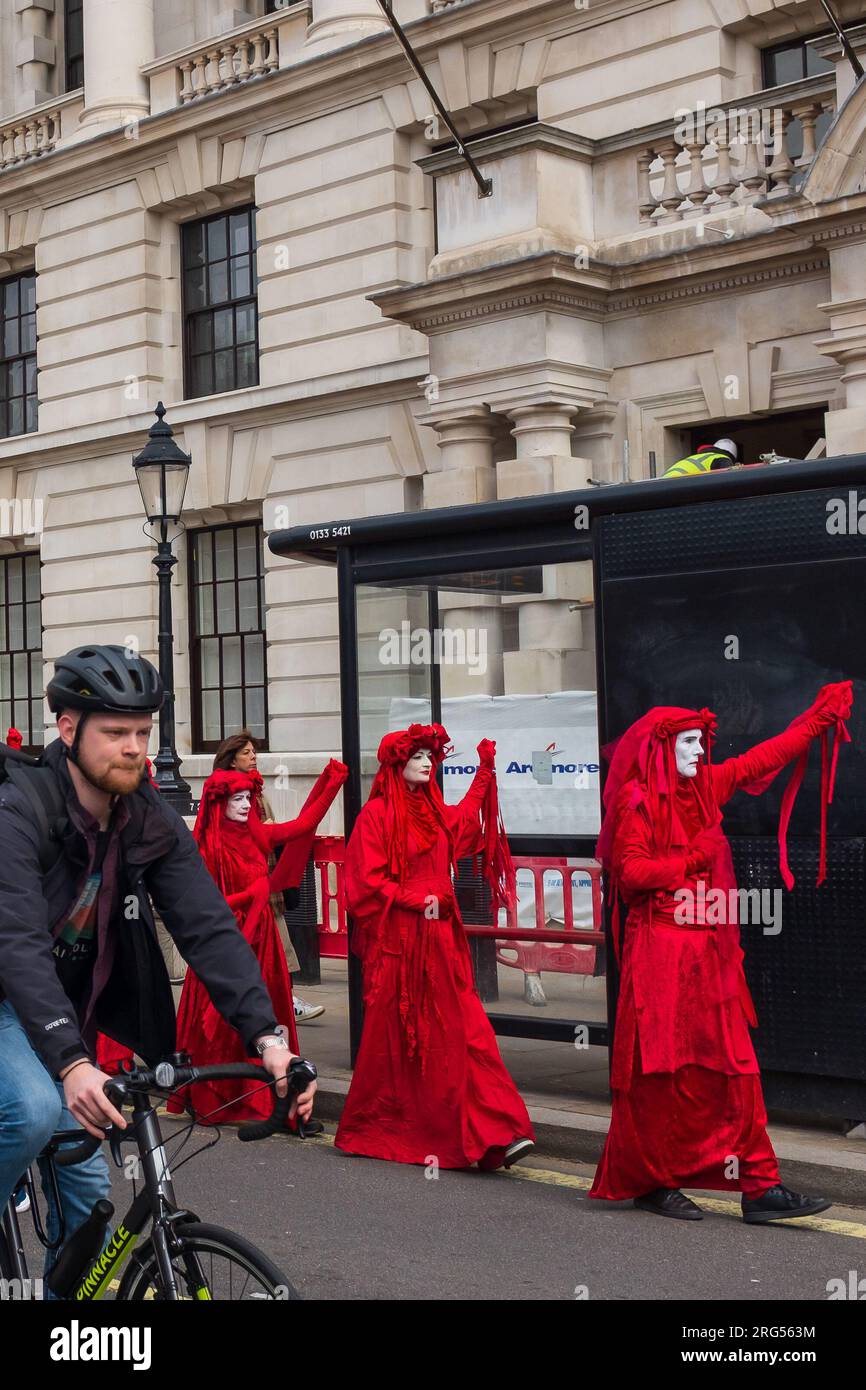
left=0, top=741, right=70, bottom=875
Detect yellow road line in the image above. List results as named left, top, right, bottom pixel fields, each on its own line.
left=505, top=1165, right=866, bottom=1236
left=160, top=1124, right=866, bottom=1240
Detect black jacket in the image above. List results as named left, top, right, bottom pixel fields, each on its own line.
left=0, top=738, right=279, bottom=1076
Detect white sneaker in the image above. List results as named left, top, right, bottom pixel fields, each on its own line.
left=15, top=1190, right=30, bottom=1214
left=293, top=996, right=325, bottom=1023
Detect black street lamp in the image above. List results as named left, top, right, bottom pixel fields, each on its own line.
left=133, top=402, right=192, bottom=814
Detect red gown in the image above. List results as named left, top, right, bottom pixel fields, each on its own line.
left=335, top=764, right=534, bottom=1168
left=591, top=689, right=852, bottom=1200
left=168, top=764, right=346, bottom=1125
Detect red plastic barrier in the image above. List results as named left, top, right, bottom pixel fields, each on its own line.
left=314, top=835, right=349, bottom=959
left=496, top=858, right=602, bottom=978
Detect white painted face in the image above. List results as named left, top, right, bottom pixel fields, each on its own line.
left=226, top=789, right=252, bottom=822
left=402, top=749, right=433, bottom=788
left=675, top=728, right=704, bottom=778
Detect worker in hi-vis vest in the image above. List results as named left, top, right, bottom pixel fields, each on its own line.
left=663, top=438, right=740, bottom=477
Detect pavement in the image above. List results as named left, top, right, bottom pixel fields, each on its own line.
left=287, top=958, right=866, bottom=1211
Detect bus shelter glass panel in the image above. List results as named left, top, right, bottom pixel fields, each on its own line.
left=358, top=561, right=605, bottom=1030
left=356, top=583, right=432, bottom=802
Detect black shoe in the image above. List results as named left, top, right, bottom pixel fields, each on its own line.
left=634, top=1187, right=704, bottom=1221
left=741, top=1184, right=832, bottom=1224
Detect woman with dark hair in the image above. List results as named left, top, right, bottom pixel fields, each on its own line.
left=212, top=730, right=325, bottom=1023
left=334, top=723, right=534, bottom=1171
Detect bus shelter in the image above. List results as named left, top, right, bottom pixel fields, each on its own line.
left=270, top=454, right=866, bottom=1120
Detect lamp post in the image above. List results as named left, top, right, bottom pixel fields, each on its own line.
left=133, top=402, right=192, bottom=814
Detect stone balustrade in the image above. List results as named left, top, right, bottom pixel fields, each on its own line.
left=0, top=102, right=66, bottom=171
left=177, top=27, right=279, bottom=105
left=638, top=83, right=836, bottom=223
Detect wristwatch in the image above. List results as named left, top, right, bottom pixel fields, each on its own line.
left=254, top=1034, right=289, bottom=1056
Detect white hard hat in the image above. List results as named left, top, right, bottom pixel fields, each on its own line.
left=713, top=437, right=739, bottom=460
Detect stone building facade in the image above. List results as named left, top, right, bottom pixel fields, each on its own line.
left=0, top=0, right=865, bottom=811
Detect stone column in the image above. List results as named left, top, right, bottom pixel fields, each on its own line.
left=497, top=401, right=592, bottom=499
left=79, top=0, right=153, bottom=132
left=304, top=0, right=390, bottom=58
left=422, top=406, right=497, bottom=509
left=816, top=239, right=866, bottom=456
left=15, top=0, right=56, bottom=112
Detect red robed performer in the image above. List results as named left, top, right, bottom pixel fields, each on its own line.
left=168, top=758, right=347, bottom=1124
left=589, top=681, right=853, bottom=1223
left=334, top=724, right=535, bottom=1171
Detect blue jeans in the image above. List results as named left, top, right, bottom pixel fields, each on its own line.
left=0, top=1000, right=111, bottom=1298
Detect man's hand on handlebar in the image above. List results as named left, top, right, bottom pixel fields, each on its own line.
left=60, top=1061, right=128, bottom=1139
left=258, top=1044, right=317, bottom=1122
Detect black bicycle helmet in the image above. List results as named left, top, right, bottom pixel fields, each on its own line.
left=47, top=645, right=164, bottom=716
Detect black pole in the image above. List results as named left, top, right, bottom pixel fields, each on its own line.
left=376, top=0, right=493, bottom=198
left=337, top=546, right=364, bottom=1064
left=151, top=522, right=192, bottom=814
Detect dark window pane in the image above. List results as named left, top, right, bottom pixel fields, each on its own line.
left=214, top=349, right=234, bottom=393
left=244, top=634, right=263, bottom=685
left=236, top=343, right=257, bottom=389
left=10, top=360, right=23, bottom=396
left=236, top=526, right=258, bottom=578
left=214, top=530, right=235, bottom=580
left=3, top=321, right=18, bottom=357
left=766, top=44, right=805, bottom=86
left=245, top=686, right=265, bottom=740
left=229, top=211, right=250, bottom=255
left=209, top=261, right=229, bottom=305
left=196, top=585, right=214, bottom=635
left=20, top=315, right=35, bottom=354
left=200, top=636, right=220, bottom=686
left=25, top=396, right=37, bottom=433
left=190, top=313, right=213, bottom=354
left=195, top=531, right=213, bottom=584
left=230, top=257, right=251, bottom=299
left=183, top=222, right=206, bottom=270
left=213, top=307, right=233, bottom=351
left=4, top=281, right=18, bottom=317
left=805, top=45, right=834, bottom=77
left=222, top=634, right=241, bottom=686
left=25, top=357, right=37, bottom=393
left=31, top=698, right=44, bottom=739
left=223, top=686, right=243, bottom=730
left=184, top=267, right=207, bottom=312
left=9, top=606, right=23, bottom=648
left=26, top=602, right=40, bottom=648
left=20, top=277, right=35, bottom=314
left=216, top=582, right=236, bottom=633
left=238, top=578, right=259, bottom=632
left=207, top=218, right=228, bottom=262
left=9, top=399, right=24, bottom=436
left=189, top=355, right=213, bottom=398
left=8, top=559, right=23, bottom=603
left=235, top=302, right=256, bottom=344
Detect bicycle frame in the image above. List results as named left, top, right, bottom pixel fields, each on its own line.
left=2, top=1091, right=209, bottom=1302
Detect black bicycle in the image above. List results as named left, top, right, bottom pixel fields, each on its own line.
left=0, top=1053, right=317, bottom=1301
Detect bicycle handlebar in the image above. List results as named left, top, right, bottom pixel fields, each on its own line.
left=52, top=1056, right=318, bottom=1163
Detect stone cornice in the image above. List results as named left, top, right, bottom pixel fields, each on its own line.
left=370, top=247, right=832, bottom=330
left=417, top=122, right=594, bottom=174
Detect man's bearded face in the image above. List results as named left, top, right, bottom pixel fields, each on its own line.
left=75, top=715, right=152, bottom=795
left=675, top=728, right=703, bottom=778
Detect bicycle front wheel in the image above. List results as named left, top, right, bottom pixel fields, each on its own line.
left=117, top=1222, right=301, bottom=1301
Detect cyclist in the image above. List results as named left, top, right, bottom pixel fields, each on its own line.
left=0, top=645, right=316, bottom=1291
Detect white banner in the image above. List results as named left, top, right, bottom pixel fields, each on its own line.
left=388, top=691, right=600, bottom=836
